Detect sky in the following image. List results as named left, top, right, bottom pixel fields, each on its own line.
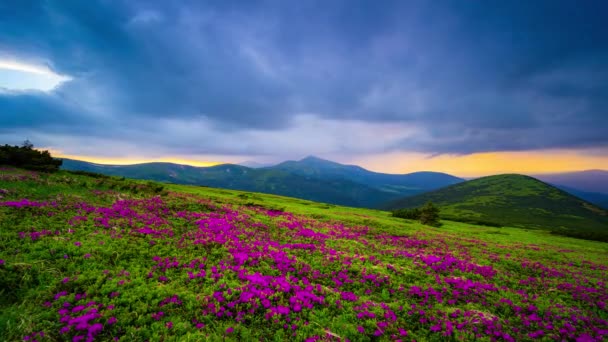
left=1, top=0, right=607, bottom=176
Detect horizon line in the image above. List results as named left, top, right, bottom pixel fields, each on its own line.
left=56, top=154, right=607, bottom=178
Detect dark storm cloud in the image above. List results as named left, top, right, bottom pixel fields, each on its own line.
left=0, top=0, right=606, bottom=156
left=0, top=90, right=97, bottom=132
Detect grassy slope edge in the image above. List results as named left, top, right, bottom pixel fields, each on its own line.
left=384, top=174, right=608, bottom=241
left=1, top=168, right=607, bottom=341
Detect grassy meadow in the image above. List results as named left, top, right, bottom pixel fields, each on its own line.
left=385, top=174, right=608, bottom=241
left=1, top=167, right=607, bottom=341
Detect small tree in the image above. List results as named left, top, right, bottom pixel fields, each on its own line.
left=0, top=141, right=62, bottom=172
left=419, top=201, right=441, bottom=227
left=22, top=139, right=34, bottom=149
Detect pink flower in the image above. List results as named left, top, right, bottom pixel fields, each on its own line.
left=340, top=291, right=358, bottom=301
left=151, top=311, right=164, bottom=320
left=88, top=323, right=103, bottom=336
left=71, top=305, right=85, bottom=313
left=54, top=291, right=68, bottom=301
left=226, top=327, right=234, bottom=334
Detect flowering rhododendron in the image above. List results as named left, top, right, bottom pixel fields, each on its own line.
left=0, top=168, right=607, bottom=341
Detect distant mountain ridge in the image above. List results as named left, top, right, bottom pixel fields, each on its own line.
left=551, top=185, right=608, bottom=210
left=271, top=156, right=463, bottom=197
left=384, top=174, right=608, bottom=240
left=533, top=170, right=608, bottom=194
left=60, top=157, right=608, bottom=213
left=528, top=170, right=608, bottom=208
left=61, top=156, right=463, bottom=208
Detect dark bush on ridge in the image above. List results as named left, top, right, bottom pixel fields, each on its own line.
left=0, top=141, right=62, bottom=172
left=392, top=207, right=421, bottom=220
left=392, top=201, right=441, bottom=227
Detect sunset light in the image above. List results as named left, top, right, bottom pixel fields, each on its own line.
left=1, top=1, right=607, bottom=341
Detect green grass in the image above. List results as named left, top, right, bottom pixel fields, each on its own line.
left=1, top=168, right=607, bottom=341
left=384, top=174, right=608, bottom=241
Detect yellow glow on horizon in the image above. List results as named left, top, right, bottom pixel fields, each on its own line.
left=349, top=150, right=608, bottom=177
left=53, top=153, right=223, bottom=168
left=51, top=149, right=607, bottom=177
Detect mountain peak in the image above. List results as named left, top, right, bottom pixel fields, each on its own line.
left=300, top=155, right=330, bottom=163
left=296, top=156, right=347, bottom=167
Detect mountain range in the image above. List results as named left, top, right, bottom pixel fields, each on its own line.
left=61, top=157, right=608, bottom=209
left=61, top=156, right=462, bottom=208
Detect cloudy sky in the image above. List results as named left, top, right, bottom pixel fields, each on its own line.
left=1, top=0, right=607, bottom=176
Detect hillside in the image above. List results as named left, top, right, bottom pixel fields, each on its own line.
left=61, top=157, right=464, bottom=208
left=61, top=159, right=395, bottom=208
left=272, top=156, right=463, bottom=196
left=385, top=174, right=608, bottom=240
left=553, top=185, right=608, bottom=210
left=1, top=167, right=607, bottom=341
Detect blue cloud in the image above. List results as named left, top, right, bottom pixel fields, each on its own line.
left=0, top=0, right=606, bottom=156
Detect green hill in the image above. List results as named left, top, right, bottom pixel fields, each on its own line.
left=61, top=157, right=464, bottom=208
left=385, top=174, right=608, bottom=240
left=272, top=156, right=462, bottom=196
left=61, top=159, right=396, bottom=208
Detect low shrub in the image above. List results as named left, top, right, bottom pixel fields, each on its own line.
left=0, top=141, right=62, bottom=172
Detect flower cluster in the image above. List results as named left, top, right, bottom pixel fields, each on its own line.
left=0, top=168, right=606, bottom=341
